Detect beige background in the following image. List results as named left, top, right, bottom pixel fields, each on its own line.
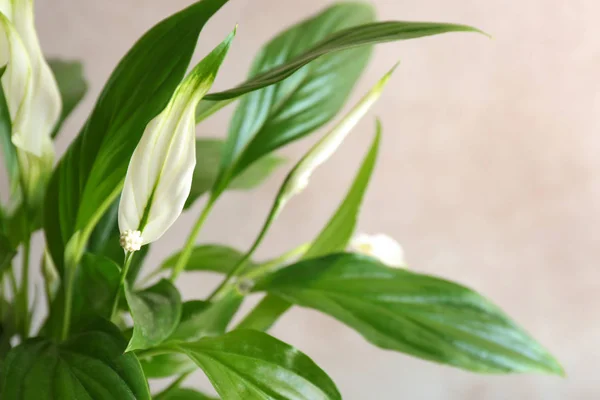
left=7, top=0, right=598, bottom=398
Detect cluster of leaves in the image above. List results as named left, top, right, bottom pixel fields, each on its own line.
left=0, top=0, right=562, bottom=399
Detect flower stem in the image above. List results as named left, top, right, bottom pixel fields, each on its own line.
left=110, top=252, right=134, bottom=321
left=170, top=199, right=215, bottom=282
left=19, top=237, right=31, bottom=337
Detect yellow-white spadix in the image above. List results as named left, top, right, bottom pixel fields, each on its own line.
left=118, top=29, right=235, bottom=251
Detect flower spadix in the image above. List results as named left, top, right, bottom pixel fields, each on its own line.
left=280, top=64, right=397, bottom=203
left=118, top=30, right=235, bottom=250
left=349, top=233, right=406, bottom=268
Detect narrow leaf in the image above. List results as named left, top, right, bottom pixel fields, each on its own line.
left=162, top=244, right=256, bottom=275
left=125, top=279, right=182, bottom=351
left=255, top=253, right=564, bottom=375
left=176, top=330, right=341, bottom=400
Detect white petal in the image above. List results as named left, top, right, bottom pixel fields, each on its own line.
left=349, top=233, right=406, bottom=268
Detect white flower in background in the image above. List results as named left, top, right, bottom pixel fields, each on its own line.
left=281, top=64, right=397, bottom=201
left=349, top=233, right=406, bottom=268
left=118, top=30, right=235, bottom=250
left=0, top=0, right=61, bottom=157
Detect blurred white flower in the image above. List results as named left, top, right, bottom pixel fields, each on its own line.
left=349, top=233, right=406, bottom=268
left=118, top=30, right=235, bottom=248
left=281, top=64, right=397, bottom=201
left=0, top=0, right=61, bottom=157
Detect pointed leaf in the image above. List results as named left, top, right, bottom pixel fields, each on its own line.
left=43, top=0, right=231, bottom=272
left=125, top=279, right=182, bottom=351
left=176, top=330, right=341, bottom=400
left=255, top=253, right=564, bottom=375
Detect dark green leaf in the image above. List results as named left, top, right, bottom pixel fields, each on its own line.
left=255, top=253, right=564, bottom=375
left=0, top=234, right=15, bottom=275
left=175, top=330, right=341, bottom=400
left=44, top=0, right=231, bottom=273
left=204, top=20, right=485, bottom=102
left=212, top=3, right=375, bottom=195
left=186, top=138, right=285, bottom=208
left=157, top=388, right=218, bottom=400
left=74, top=252, right=121, bottom=322
left=126, top=279, right=182, bottom=351
left=304, top=121, right=381, bottom=258
left=1, top=322, right=150, bottom=399
left=140, top=353, right=196, bottom=379
left=168, top=294, right=242, bottom=342
left=48, top=59, right=88, bottom=137
left=162, top=244, right=255, bottom=275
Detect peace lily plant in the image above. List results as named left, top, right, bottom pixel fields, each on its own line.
left=0, top=0, right=562, bottom=398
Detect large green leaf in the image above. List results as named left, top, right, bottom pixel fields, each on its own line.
left=74, top=253, right=121, bottom=322
left=48, top=59, right=88, bottom=137
left=1, top=321, right=150, bottom=399
left=175, top=330, right=341, bottom=400
left=168, top=294, right=242, bottom=343
left=162, top=244, right=256, bottom=275
left=186, top=138, right=285, bottom=208
left=255, top=253, right=564, bottom=375
left=157, top=388, right=218, bottom=400
left=43, top=0, right=231, bottom=273
left=211, top=3, right=375, bottom=196
left=126, top=279, right=182, bottom=351
left=140, top=353, right=196, bottom=379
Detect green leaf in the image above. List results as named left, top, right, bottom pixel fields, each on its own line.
left=175, top=330, right=341, bottom=400
left=157, top=388, right=218, bottom=400
left=74, top=253, right=121, bottom=322
left=1, top=322, right=150, bottom=399
left=168, top=294, right=242, bottom=342
left=212, top=3, right=375, bottom=195
left=162, top=244, right=255, bottom=275
left=235, top=294, right=291, bottom=332
left=140, top=353, right=196, bottom=379
left=0, top=66, right=18, bottom=193
left=304, top=121, right=381, bottom=258
left=255, top=253, right=564, bottom=375
left=186, top=138, right=285, bottom=208
left=0, top=234, right=15, bottom=275
left=48, top=59, right=88, bottom=137
left=43, top=0, right=231, bottom=273
left=126, top=279, right=182, bottom=351
left=204, top=20, right=485, bottom=102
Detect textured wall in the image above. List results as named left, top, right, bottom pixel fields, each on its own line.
left=11, top=0, right=597, bottom=398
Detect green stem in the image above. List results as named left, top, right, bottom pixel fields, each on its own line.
left=170, top=199, right=215, bottom=282
left=110, top=252, right=134, bottom=321
left=19, top=237, right=30, bottom=337
left=61, top=259, right=77, bottom=341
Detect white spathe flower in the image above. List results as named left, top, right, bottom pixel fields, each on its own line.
left=0, top=0, right=61, bottom=157
left=118, top=30, right=235, bottom=249
left=281, top=64, right=397, bottom=201
left=349, top=233, right=406, bottom=268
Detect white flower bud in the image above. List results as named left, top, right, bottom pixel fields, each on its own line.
left=120, top=230, right=143, bottom=253
left=282, top=64, right=397, bottom=200
left=349, top=233, right=406, bottom=268
left=118, top=30, right=235, bottom=247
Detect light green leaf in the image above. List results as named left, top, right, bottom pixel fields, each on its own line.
left=43, top=0, right=231, bottom=273
left=304, top=121, right=381, bottom=258
left=255, top=253, right=564, bottom=375
left=48, top=59, right=88, bottom=137
left=211, top=3, right=375, bottom=196
left=126, top=279, right=182, bottom=351
left=186, top=139, right=285, bottom=208
left=168, top=294, right=242, bottom=343
left=0, top=66, right=18, bottom=192
left=175, top=330, right=341, bottom=400
left=140, top=353, right=196, bottom=379
left=1, top=321, right=150, bottom=399
left=162, top=244, right=256, bottom=275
